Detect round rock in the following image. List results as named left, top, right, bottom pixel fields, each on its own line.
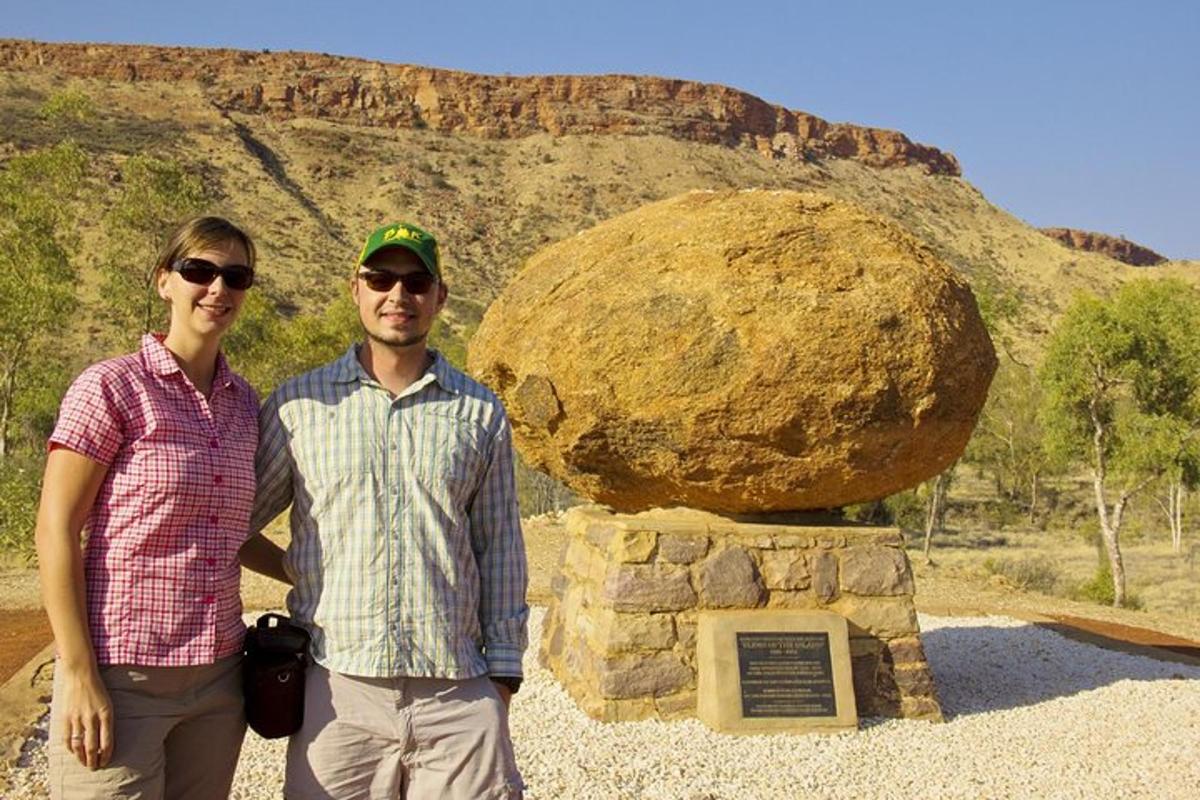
left=469, top=190, right=996, bottom=513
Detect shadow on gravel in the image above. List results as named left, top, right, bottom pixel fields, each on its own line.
left=920, top=622, right=1200, bottom=719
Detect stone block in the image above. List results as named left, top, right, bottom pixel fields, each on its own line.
left=591, top=610, right=676, bottom=653
left=761, top=550, right=812, bottom=590
left=884, top=636, right=928, bottom=666
left=655, top=690, right=698, bottom=720
left=609, top=530, right=657, bottom=563
left=747, top=533, right=777, bottom=549
left=893, top=664, right=935, bottom=697
left=563, top=538, right=598, bottom=581
left=603, top=564, right=696, bottom=612
left=696, top=547, right=765, bottom=608
left=765, top=591, right=819, bottom=609
left=709, top=521, right=777, bottom=549
left=597, top=651, right=693, bottom=699
left=840, top=547, right=914, bottom=596
left=809, top=552, right=840, bottom=604
left=674, top=611, right=698, bottom=650
left=867, top=529, right=905, bottom=547
left=585, top=522, right=618, bottom=551
left=563, top=505, right=612, bottom=538
left=828, top=596, right=919, bottom=638
left=901, top=695, right=945, bottom=722
left=658, top=533, right=710, bottom=564
left=774, top=533, right=815, bottom=549
left=541, top=607, right=565, bottom=662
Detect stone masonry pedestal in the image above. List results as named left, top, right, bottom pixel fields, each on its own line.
left=539, top=506, right=943, bottom=724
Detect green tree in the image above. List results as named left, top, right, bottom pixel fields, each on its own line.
left=0, top=141, right=88, bottom=458
left=967, top=358, right=1063, bottom=524
left=920, top=463, right=956, bottom=564
left=1040, top=279, right=1200, bottom=607
left=100, top=155, right=209, bottom=340
left=225, top=293, right=360, bottom=397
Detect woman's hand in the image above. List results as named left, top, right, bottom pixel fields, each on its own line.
left=58, top=665, right=114, bottom=769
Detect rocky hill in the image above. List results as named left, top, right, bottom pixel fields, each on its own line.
left=1039, top=227, right=1167, bottom=267
left=0, top=40, right=958, bottom=175
left=0, top=39, right=1193, bottom=365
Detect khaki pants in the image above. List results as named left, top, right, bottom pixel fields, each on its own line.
left=285, top=664, right=523, bottom=799
left=48, top=655, right=246, bottom=800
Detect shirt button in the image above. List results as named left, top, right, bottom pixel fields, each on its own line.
left=202, top=595, right=215, bottom=604
left=209, top=438, right=219, bottom=449
left=210, top=515, right=219, bottom=525
left=213, top=475, right=223, bottom=485
left=206, top=558, right=217, bottom=567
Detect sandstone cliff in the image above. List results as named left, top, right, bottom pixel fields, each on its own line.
left=1040, top=227, right=1166, bottom=267
left=0, top=39, right=959, bottom=175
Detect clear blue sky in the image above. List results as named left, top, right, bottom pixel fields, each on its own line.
left=5, top=1, right=1198, bottom=258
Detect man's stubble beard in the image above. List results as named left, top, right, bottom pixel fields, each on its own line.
left=364, top=327, right=429, bottom=350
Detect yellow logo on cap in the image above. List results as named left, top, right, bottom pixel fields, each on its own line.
left=383, top=226, right=423, bottom=243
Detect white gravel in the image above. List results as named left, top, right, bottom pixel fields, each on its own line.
left=6, top=609, right=1199, bottom=799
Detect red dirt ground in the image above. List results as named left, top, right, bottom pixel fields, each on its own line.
left=0, top=609, right=51, bottom=685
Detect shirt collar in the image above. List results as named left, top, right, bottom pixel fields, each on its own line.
left=140, top=333, right=236, bottom=392
left=333, top=343, right=460, bottom=396
left=141, top=333, right=181, bottom=377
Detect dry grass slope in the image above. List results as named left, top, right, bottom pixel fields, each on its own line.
left=3, top=62, right=1195, bottom=372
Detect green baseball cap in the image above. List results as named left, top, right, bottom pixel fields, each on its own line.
left=356, top=222, right=441, bottom=279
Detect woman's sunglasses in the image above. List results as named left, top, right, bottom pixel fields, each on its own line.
left=171, top=258, right=255, bottom=291
left=357, top=270, right=437, bottom=295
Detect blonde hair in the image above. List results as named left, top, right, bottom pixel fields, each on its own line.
left=152, top=216, right=256, bottom=278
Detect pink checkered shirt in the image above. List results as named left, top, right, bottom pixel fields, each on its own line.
left=49, top=334, right=259, bottom=666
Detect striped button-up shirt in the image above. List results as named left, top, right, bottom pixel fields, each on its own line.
left=49, top=334, right=258, bottom=666
left=252, top=345, right=528, bottom=680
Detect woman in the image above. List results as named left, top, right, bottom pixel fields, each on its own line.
left=36, top=216, right=260, bottom=799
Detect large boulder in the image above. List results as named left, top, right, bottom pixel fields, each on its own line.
left=469, top=190, right=996, bottom=513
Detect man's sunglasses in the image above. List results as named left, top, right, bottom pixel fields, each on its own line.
left=357, top=270, right=437, bottom=295
left=172, top=258, right=255, bottom=291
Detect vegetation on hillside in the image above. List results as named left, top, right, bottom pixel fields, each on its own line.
left=0, top=87, right=1196, bottom=616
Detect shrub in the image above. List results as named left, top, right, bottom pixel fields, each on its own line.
left=884, top=489, right=927, bottom=530
left=37, top=88, right=95, bottom=127
left=1070, top=562, right=1144, bottom=609
left=977, top=498, right=1025, bottom=531
left=845, top=490, right=925, bottom=530
left=982, top=555, right=1060, bottom=593
left=0, top=456, right=42, bottom=562
left=843, top=500, right=889, bottom=525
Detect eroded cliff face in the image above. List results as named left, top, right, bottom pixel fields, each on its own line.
left=0, top=39, right=959, bottom=175
left=1040, top=227, right=1167, bottom=266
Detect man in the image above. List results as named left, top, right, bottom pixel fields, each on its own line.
left=240, top=222, right=528, bottom=799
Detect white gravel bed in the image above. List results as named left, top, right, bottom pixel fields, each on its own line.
left=6, top=609, right=1199, bottom=799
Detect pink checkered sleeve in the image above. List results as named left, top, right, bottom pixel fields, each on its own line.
left=48, top=365, right=126, bottom=466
